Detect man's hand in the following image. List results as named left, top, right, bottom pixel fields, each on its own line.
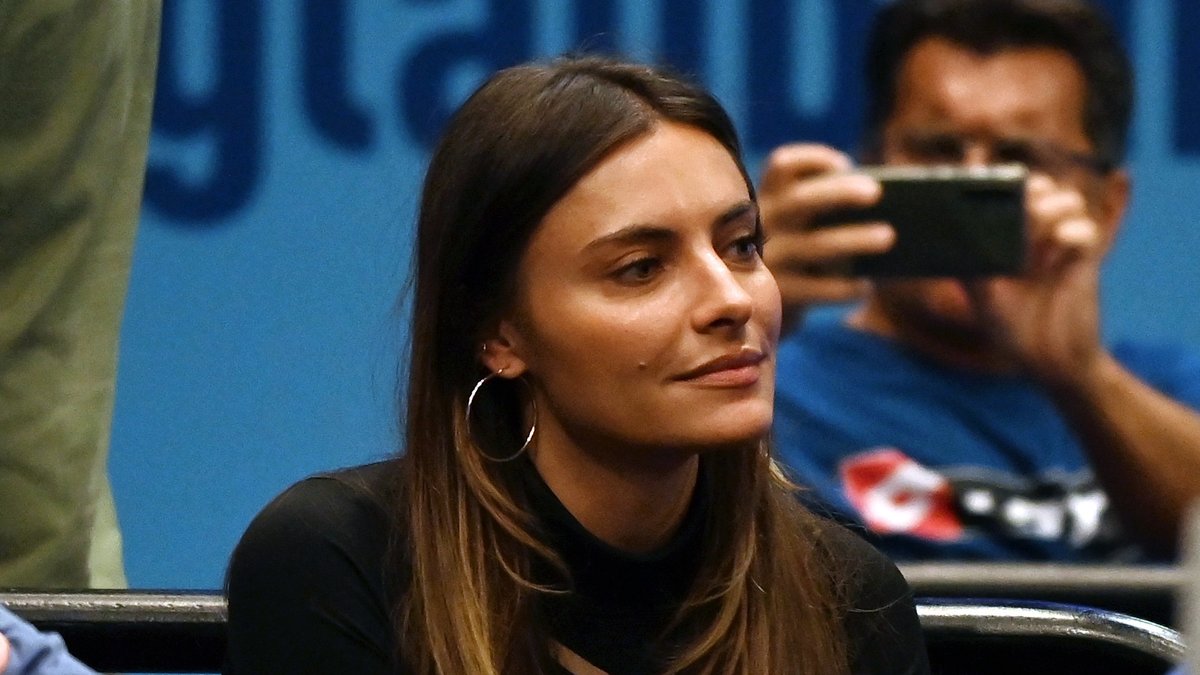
left=758, top=144, right=895, bottom=328
left=966, top=172, right=1200, bottom=555
left=966, top=173, right=1106, bottom=386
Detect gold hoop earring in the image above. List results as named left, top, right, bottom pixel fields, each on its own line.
left=466, top=368, right=536, bottom=462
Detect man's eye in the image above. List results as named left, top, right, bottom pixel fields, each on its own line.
left=993, top=141, right=1039, bottom=168
left=906, top=134, right=963, bottom=162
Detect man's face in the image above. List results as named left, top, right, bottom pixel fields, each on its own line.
left=871, top=36, right=1119, bottom=341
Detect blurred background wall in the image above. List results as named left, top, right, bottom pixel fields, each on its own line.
left=109, top=0, right=1200, bottom=589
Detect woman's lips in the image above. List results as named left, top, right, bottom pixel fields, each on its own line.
left=674, top=347, right=766, bottom=387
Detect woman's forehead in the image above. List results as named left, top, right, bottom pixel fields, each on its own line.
left=530, top=123, right=751, bottom=251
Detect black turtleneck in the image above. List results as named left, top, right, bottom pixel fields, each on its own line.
left=523, top=460, right=707, bottom=674
left=224, top=459, right=928, bottom=674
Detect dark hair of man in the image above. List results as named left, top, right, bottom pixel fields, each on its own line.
left=861, top=0, right=1133, bottom=167
left=396, top=55, right=850, bottom=674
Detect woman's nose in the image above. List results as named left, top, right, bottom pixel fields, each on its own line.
left=692, top=254, right=754, bottom=333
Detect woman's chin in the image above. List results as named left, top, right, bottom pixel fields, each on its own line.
left=688, top=408, right=773, bottom=450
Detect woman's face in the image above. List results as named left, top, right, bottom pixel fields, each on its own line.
left=485, top=121, right=782, bottom=460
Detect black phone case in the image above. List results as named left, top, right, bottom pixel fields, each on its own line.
left=812, top=167, right=1027, bottom=277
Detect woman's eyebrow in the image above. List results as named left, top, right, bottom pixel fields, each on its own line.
left=583, top=200, right=758, bottom=251
left=583, top=224, right=676, bottom=251
left=716, top=200, right=759, bottom=227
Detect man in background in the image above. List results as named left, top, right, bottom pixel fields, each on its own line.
left=762, top=0, right=1200, bottom=561
left=0, top=1, right=161, bottom=587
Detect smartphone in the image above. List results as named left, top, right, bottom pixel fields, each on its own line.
left=811, top=164, right=1028, bottom=277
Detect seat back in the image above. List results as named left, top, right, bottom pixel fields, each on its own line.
left=0, top=592, right=1186, bottom=674
left=901, top=562, right=1182, bottom=627
left=919, top=598, right=1184, bottom=675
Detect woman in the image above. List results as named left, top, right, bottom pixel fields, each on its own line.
left=224, top=55, right=929, bottom=675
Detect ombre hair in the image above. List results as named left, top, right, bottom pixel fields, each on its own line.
left=394, top=54, right=849, bottom=674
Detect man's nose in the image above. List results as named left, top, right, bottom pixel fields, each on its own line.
left=963, top=140, right=992, bottom=168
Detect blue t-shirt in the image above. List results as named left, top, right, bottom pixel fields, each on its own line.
left=773, top=318, right=1200, bottom=562
left=0, top=604, right=95, bottom=675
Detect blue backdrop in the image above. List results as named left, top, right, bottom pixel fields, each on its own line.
left=110, top=0, right=1200, bottom=589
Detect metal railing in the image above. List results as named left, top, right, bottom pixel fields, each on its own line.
left=0, top=589, right=1186, bottom=673
left=901, top=562, right=1183, bottom=627
left=2, top=590, right=225, bottom=673
left=919, top=597, right=1183, bottom=673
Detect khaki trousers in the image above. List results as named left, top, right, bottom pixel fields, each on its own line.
left=0, top=0, right=161, bottom=588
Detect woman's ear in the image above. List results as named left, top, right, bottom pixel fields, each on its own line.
left=480, top=319, right=528, bottom=377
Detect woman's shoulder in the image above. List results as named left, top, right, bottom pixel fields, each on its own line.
left=226, top=459, right=403, bottom=596
left=812, top=516, right=931, bottom=675
left=224, top=459, right=407, bottom=674
left=237, top=460, right=399, bottom=554
left=814, top=517, right=911, bottom=607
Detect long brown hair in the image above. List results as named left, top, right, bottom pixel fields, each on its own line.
left=396, top=55, right=848, bottom=674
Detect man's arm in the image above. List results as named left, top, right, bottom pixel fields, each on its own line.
left=1045, top=353, right=1200, bottom=556
left=970, top=173, right=1200, bottom=555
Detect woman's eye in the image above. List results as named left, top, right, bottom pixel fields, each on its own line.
left=614, top=257, right=662, bottom=284
left=727, top=233, right=764, bottom=261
